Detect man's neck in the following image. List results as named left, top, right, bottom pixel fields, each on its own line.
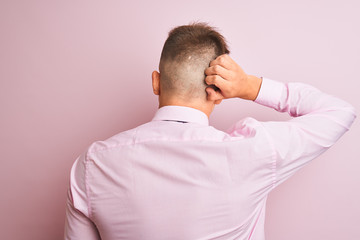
left=159, top=98, right=213, bottom=118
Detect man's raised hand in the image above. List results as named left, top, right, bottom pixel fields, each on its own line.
left=205, top=54, right=262, bottom=101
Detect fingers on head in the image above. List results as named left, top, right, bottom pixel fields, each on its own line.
left=205, top=75, right=225, bottom=88
left=205, top=64, right=227, bottom=77
left=210, top=54, right=230, bottom=68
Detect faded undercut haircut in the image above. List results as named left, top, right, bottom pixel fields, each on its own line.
left=159, top=22, right=230, bottom=100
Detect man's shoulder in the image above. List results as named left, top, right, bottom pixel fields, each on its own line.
left=86, top=122, right=151, bottom=155
left=84, top=118, right=264, bottom=156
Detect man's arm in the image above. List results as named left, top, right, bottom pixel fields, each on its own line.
left=205, top=54, right=356, bottom=186
left=254, top=78, right=355, bottom=186
left=64, top=155, right=101, bottom=240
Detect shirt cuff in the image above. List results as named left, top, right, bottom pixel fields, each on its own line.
left=254, top=77, right=284, bottom=109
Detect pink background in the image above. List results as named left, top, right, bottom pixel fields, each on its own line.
left=1, top=1, right=359, bottom=239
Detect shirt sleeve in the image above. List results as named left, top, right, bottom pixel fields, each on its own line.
left=64, top=153, right=101, bottom=240
left=254, top=78, right=356, bottom=188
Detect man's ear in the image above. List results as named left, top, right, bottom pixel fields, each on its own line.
left=206, top=87, right=223, bottom=105
left=152, top=71, right=160, bottom=96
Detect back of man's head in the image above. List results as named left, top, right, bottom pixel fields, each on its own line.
left=159, top=23, right=230, bottom=101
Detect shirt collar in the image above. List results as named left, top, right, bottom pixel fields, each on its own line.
left=152, top=106, right=209, bottom=126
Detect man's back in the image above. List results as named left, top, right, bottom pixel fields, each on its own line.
left=68, top=106, right=274, bottom=239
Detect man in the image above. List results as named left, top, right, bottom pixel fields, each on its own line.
left=64, top=23, right=356, bottom=240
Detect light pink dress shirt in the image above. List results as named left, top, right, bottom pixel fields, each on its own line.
left=64, top=78, right=356, bottom=240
